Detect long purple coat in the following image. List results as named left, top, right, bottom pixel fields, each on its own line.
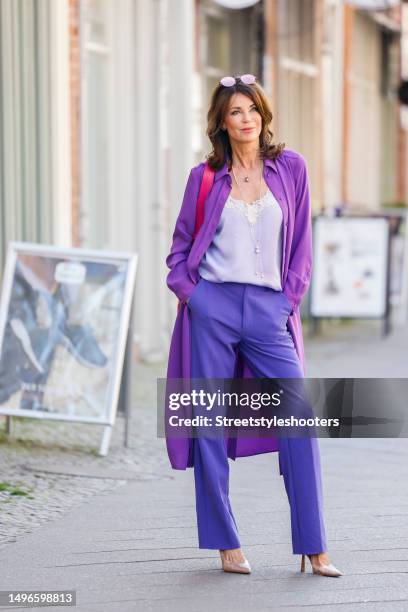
left=165, top=149, right=312, bottom=470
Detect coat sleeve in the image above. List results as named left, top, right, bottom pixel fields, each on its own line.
left=166, top=165, right=203, bottom=303
left=283, top=154, right=313, bottom=312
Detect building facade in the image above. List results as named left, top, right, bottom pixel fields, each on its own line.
left=0, top=0, right=407, bottom=361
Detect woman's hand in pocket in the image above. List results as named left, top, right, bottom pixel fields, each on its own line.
left=186, top=278, right=202, bottom=308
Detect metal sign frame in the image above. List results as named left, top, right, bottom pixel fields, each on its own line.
left=0, top=242, right=137, bottom=455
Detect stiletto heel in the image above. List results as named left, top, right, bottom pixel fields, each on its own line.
left=300, top=553, right=343, bottom=577
left=220, top=550, right=251, bottom=574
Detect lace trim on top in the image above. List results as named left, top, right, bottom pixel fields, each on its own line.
left=225, top=189, right=275, bottom=225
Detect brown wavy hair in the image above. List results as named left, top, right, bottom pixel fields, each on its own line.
left=205, top=78, right=285, bottom=171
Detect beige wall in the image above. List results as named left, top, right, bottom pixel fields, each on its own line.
left=274, top=0, right=322, bottom=212
left=347, top=11, right=381, bottom=210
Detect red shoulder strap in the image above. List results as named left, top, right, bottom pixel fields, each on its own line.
left=177, top=163, right=215, bottom=312
left=192, top=163, right=215, bottom=240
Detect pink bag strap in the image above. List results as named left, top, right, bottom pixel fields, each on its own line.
left=192, top=162, right=215, bottom=240
left=177, top=163, right=215, bottom=313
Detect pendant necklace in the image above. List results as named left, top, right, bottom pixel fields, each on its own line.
left=231, top=161, right=265, bottom=279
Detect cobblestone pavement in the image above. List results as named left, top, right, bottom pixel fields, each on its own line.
left=0, top=360, right=168, bottom=548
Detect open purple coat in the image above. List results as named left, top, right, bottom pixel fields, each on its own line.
left=165, top=149, right=312, bottom=470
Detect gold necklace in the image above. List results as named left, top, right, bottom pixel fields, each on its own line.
left=231, top=160, right=262, bottom=184
left=231, top=163, right=263, bottom=205
left=230, top=162, right=266, bottom=279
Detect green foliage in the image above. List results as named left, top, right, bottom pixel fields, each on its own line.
left=0, top=482, right=30, bottom=496
left=381, top=201, right=408, bottom=209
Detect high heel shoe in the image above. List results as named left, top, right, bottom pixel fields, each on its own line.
left=220, top=551, right=251, bottom=574
left=301, top=554, right=343, bottom=577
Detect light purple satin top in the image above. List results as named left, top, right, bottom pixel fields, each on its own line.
left=198, top=188, right=283, bottom=290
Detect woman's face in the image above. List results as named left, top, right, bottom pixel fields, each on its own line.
left=221, top=92, right=262, bottom=147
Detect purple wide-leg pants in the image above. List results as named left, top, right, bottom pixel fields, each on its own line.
left=188, top=278, right=328, bottom=555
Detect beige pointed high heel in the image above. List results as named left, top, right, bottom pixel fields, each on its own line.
left=301, top=553, right=343, bottom=577
left=220, top=550, right=251, bottom=574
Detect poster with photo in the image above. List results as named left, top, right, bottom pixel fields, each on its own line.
left=0, top=242, right=137, bottom=426
left=310, top=217, right=390, bottom=318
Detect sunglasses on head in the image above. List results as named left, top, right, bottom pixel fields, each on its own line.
left=220, top=74, right=256, bottom=87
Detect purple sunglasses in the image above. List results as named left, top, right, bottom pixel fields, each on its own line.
left=220, top=74, right=256, bottom=87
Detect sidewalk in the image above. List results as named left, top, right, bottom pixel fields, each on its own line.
left=304, top=317, right=408, bottom=378
left=1, top=437, right=407, bottom=611
left=1, top=320, right=408, bottom=610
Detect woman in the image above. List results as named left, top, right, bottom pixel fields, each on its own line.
left=165, top=74, right=342, bottom=577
